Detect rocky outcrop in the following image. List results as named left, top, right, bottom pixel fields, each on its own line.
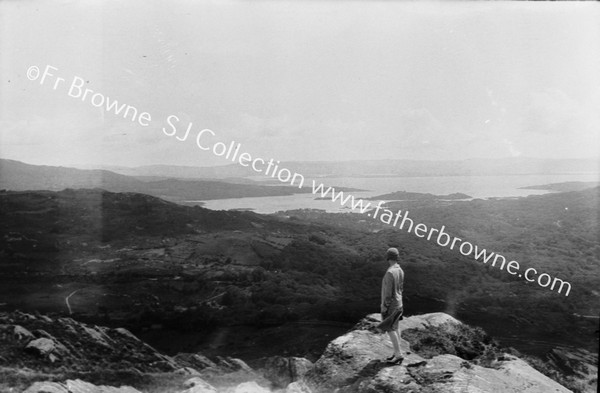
left=25, top=337, right=59, bottom=356
left=355, top=353, right=572, bottom=393
left=194, top=356, right=271, bottom=391
left=231, top=381, right=270, bottom=393
left=175, top=353, right=218, bottom=370
left=22, top=375, right=267, bottom=393
left=179, top=377, right=218, bottom=393
left=3, top=308, right=276, bottom=393
left=23, top=379, right=142, bottom=393
left=305, top=314, right=430, bottom=392
left=6, top=310, right=583, bottom=393
left=304, top=312, right=573, bottom=393
left=174, top=366, right=203, bottom=376
left=13, top=324, right=35, bottom=340
left=0, top=311, right=178, bottom=373
left=284, top=381, right=312, bottom=393
left=261, top=356, right=313, bottom=388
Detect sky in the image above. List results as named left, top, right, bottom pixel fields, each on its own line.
left=1, top=0, right=600, bottom=168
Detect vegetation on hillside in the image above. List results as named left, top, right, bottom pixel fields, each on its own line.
left=0, top=187, right=598, bottom=369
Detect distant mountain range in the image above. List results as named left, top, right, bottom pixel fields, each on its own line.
left=0, top=159, right=311, bottom=202
left=105, top=157, right=600, bottom=179
left=1, top=158, right=598, bottom=203
left=0, top=159, right=146, bottom=192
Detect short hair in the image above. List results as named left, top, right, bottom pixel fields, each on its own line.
left=386, top=247, right=399, bottom=261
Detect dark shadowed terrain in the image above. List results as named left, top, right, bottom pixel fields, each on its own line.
left=0, top=160, right=598, bottom=391
left=0, top=186, right=598, bottom=363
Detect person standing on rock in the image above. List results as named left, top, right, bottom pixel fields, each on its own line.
left=378, top=247, right=405, bottom=364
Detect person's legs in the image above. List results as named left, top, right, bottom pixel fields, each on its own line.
left=387, top=330, right=400, bottom=357
left=393, top=328, right=403, bottom=354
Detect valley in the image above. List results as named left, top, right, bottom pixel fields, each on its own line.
left=0, top=186, right=598, bottom=365
left=0, top=159, right=598, bottom=391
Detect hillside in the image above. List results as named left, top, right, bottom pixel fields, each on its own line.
left=0, top=188, right=598, bottom=390
left=0, top=188, right=377, bottom=336
left=0, top=309, right=272, bottom=392
left=0, top=159, right=147, bottom=193
left=520, top=181, right=600, bottom=192
left=0, top=159, right=311, bottom=202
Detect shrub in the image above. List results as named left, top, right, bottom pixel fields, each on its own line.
left=403, top=322, right=500, bottom=363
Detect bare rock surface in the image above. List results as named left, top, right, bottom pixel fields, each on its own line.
left=0, top=311, right=178, bottom=373
left=261, top=356, right=313, bottom=388
left=25, top=338, right=59, bottom=357
left=196, top=356, right=271, bottom=391
left=13, top=325, right=35, bottom=341
left=175, top=366, right=203, bottom=376
left=231, top=381, right=270, bottom=393
left=305, top=313, right=572, bottom=393
left=175, top=353, right=219, bottom=370
left=180, top=377, right=218, bottom=393
left=284, top=381, right=313, bottom=393
left=8, top=311, right=583, bottom=393
left=23, top=379, right=142, bottom=393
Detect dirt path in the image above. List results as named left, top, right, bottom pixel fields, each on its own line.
left=65, top=289, right=80, bottom=315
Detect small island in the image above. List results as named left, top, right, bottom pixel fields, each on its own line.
left=519, top=181, right=599, bottom=192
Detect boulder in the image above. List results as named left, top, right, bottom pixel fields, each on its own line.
left=180, top=377, right=218, bottom=393
left=285, top=381, right=313, bottom=393
left=175, top=366, right=202, bottom=376
left=354, top=312, right=460, bottom=332
left=23, top=381, right=68, bottom=393
left=27, top=334, right=70, bottom=357
left=82, top=325, right=113, bottom=348
left=57, top=317, right=78, bottom=326
left=16, top=311, right=37, bottom=320
left=25, top=338, right=57, bottom=357
left=65, top=379, right=141, bottom=393
left=232, top=381, right=270, bottom=393
left=114, top=327, right=141, bottom=341
left=388, top=354, right=572, bottom=393
left=197, top=356, right=271, bottom=390
left=13, top=325, right=35, bottom=341
left=262, top=356, right=313, bottom=387
left=39, top=315, right=53, bottom=323
left=174, top=353, right=218, bottom=370
left=24, top=379, right=141, bottom=393
left=216, top=356, right=254, bottom=373
left=304, top=325, right=422, bottom=392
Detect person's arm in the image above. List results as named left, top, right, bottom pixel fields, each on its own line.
left=381, top=272, right=393, bottom=313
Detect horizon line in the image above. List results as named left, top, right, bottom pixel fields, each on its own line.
left=2, top=156, right=600, bottom=171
